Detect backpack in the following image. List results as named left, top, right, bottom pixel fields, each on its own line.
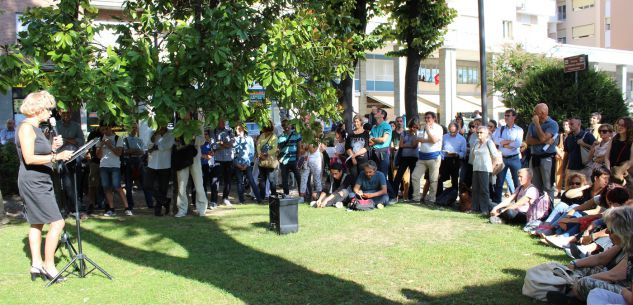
left=350, top=197, right=375, bottom=211
left=526, top=189, right=551, bottom=222
left=435, top=188, right=458, bottom=207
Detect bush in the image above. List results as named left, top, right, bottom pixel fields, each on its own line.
left=0, top=143, right=19, bottom=195
left=506, top=63, right=628, bottom=129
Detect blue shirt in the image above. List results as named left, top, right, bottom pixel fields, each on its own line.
left=493, top=124, right=524, bottom=157
left=528, top=117, right=559, bottom=155
left=212, top=127, right=234, bottom=162
left=370, top=121, right=392, bottom=150
left=200, top=141, right=212, bottom=163
left=401, top=132, right=418, bottom=158
left=356, top=171, right=387, bottom=193
left=278, top=131, right=302, bottom=165
left=233, top=135, right=255, bottom=166
left=442, top=133, right=467, bottom=159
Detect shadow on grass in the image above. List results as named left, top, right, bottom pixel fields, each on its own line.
left=400, top=269, right=539, bottom=305
left=70, top=215, right=400, bottom=305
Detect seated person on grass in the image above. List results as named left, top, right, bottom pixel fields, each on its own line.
left=311, top=163, right=355, bottom=208
left=489, top=168, right=538, bottom=224
left=543, top=186, right=630, bottom=250
left=353, top=160, right=389, bottom=208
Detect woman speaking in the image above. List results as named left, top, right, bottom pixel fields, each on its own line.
left=16, top=91, right=73, bottom=283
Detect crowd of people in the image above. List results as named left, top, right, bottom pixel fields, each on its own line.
left=10, top=90, right=633, bottom=299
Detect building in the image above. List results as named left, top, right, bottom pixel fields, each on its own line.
left=549, top=0, right=633, bottom=50
left=0, top=0, right=126, bottom=127
left=353, top=0, right=633, bottom=125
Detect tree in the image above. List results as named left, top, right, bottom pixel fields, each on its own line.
left=0, top=0, right=132, bottom=118
left=489, top=45, right=628, bottom=128
left=379, top=0, right=456, bottom=121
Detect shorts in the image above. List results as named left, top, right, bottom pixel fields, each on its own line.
left=100, top=167, right=122, bottom=190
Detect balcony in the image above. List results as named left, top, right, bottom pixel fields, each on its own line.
left=90, top=0, right=125, bottom=10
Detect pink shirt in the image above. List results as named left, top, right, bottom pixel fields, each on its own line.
left=515, top=184, right=539, bottom=213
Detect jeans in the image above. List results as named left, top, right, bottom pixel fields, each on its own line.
left=544, top=202, right=580, bottom=225
left=176, top=158, right=208, bottom=215
left=411, top=156, right=441, bottom=202
left=144, top=167, right=171, bottom=214
left=372, top=148, right=395, bottom=199
left=212, top=161, right=233, bottom=201
left=280, top=162, right=301, bottom=195
left=493, top=155, right=521, bottom=203
left=393, top=156, right=417, bottom=199
left=124, top=157, right=152, bottom=210
left=531, top=156, right=555, bottom=203
left=300, top=157, right=322, bottom=195
left=235, top=165, right=261, bottom=203
left=258, top=166, right=277, bottom=198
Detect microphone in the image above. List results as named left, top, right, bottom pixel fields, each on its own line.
left=49, top=117, right=59, bottom=152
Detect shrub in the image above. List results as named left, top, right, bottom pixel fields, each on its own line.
left=0, top=143, right=19, bottom=195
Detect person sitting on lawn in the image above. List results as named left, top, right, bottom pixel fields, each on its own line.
left=353, top=160, right=389, bottom=209
left=310, top=163, right=355, bottom=208
left=534, top=167, right=610, bottom=236
left=546, top=205, right=633, bottom=304
left=542, top=186, right=630, bottom=249
left=489, top=168, right=539, bottom=224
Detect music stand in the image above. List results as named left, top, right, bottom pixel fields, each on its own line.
left=47, top=138, right=113, bottom=287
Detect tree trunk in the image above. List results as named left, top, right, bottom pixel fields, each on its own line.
left=340, top=73, right=354, bottom=133
left=405, top=48, right=421, bottom=122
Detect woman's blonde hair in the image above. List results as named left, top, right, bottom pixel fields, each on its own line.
left=20, top=91, right=56, bottom=116
left=603, top=206, right=633, bottom=254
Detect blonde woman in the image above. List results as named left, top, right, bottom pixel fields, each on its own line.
left=16, top=91, right=73, bottom=283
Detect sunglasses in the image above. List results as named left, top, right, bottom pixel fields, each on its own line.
left=599, top=129, right=610, bottom=133
left=476, top=132, right=484, bottom=134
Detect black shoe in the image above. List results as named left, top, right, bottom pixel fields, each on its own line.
left=39, top=267, right=66, bottom=284
left=30, top=266, right=45, bottom=281
left=154, top=205, right=163, bottom=216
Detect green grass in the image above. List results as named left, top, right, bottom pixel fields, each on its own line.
left=0, top=204, right=566, bottom=305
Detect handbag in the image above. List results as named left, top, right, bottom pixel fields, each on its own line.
left=259, top=135, right=278, bottom=169
left=172, top=144, right=197, bottom=171
left=522, top=262, right=579, bottom=301
left=486, top=140, right=505, bottom=176
left=350, top=197, right=375, bottom=211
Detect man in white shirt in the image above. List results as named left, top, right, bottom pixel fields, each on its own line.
left=492, top=109, right=524, bottom=203
left=145, top=126, right=175, bottom=216
left=411, top=112, right=443, bottom=204
left=97, top=124, right=131, bottom=216
left=0, top=119, right=15, bottom=145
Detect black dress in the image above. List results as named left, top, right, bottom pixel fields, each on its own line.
left=16, top=124, right=62, bottom=224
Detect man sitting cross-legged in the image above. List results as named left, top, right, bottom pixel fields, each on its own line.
left=310, top=163, right=355, bottom=208
left=353, top=160, right=390, bottom=209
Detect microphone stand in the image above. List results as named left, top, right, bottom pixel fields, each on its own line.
left=47, top=138, right=113, bottom=287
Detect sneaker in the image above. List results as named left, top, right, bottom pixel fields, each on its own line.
left=174, top=213, right=187, bottom=218
left=124, top=210, right=133, bottom=216
left=208, top=202, right=217, bottom=209
left=388, top=198, right=398, bottom=205
left=566, top=243, right=592, bottom=259
left=544, top=235, right=571, bottom=249
left=223, top=199, right=232, bottom=207
left=309, top=201, right=318, bottom=208
left=334, top=202, right=344, bottom=209
left=103, top=210, right=115, bottom=217
left=376, top=203, right=385, bottom=209
left=198, top=210, right=207, bottom=217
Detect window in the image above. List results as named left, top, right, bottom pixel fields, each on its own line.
left=557, top=5, right=567, bottom=20
left=557, top=37, right=567, bottom=44
left=457, top=66, right=479, bottom=84
left=605, top=17, right=611, bottom=30
left=418, top=64, right=439, bottom=83
left=572, top=0, right=594, bottom=11
left=572, top=24, right=595, bottom=39
left=502, top=21, right=513, bottom=39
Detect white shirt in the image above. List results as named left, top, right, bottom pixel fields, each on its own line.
left=417, top=123, right=443, bottom=153
left=99, top=135, right=125, bottom=168
left=471, top=139, right=501, bottom=172
left=148, top=132, right=175, bottom=170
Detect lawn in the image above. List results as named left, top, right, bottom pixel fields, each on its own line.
left=0, top=203, right=565, bottom=305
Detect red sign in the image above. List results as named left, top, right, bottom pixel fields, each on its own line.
left=564, top=55, right=588, bottom=73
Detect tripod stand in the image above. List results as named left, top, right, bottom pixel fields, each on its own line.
left=47, top=140, right=113, bottom=287
left=56, top=229, right=78, bottom=269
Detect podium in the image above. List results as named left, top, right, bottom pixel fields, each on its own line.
left=269, top=196, right=299, bottom=234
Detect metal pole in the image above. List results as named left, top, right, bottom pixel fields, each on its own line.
left=478, top=0, right=488, bottom=123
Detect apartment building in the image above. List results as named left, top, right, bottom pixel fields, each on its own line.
left=550, top=0, right=633, bottom=50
